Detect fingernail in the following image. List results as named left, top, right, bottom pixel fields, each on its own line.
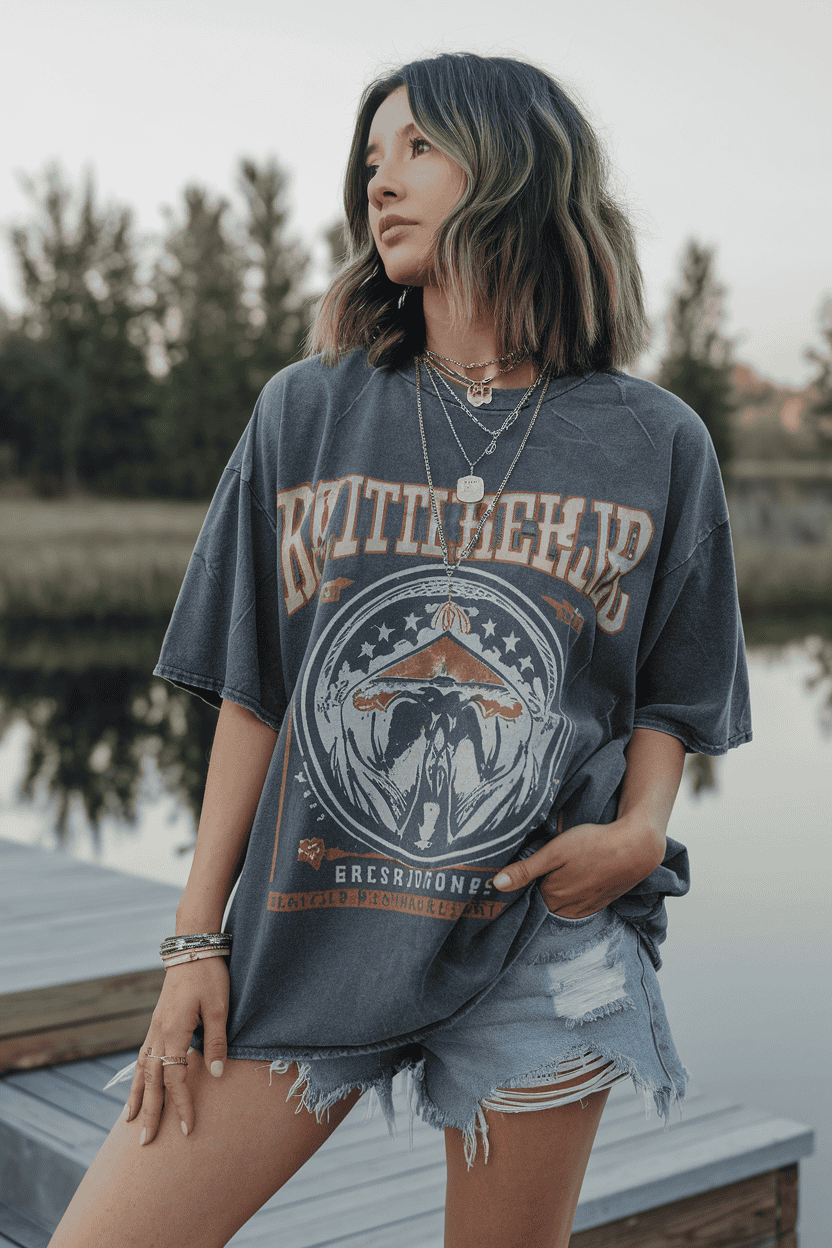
left=186, top=1046, right=194, bottom=1055
left=181, top=1121, right=189, bottom=1136
left=121, top=1102, right=130, bottom=1120
left=211, top=1060, right=224, bottom=1077
left=139, top=1128, right=147, bottom=1146
left=493, top=873, right=511, bottom=888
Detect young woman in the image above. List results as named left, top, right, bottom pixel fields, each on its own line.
left=49, top=52, right=751, bottom=1248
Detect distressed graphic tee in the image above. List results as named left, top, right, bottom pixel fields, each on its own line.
left=154, top=350, right=751, bottom=1059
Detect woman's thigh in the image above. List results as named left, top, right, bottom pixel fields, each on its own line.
left=48, top=1053, right=362, bottom=1248
left=443, top=1080, right=611, bottom=1248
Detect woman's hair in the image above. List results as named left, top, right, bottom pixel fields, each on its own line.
left=307, top=51, right=649, bottom=376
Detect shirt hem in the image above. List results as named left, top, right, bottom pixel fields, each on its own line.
left=152, top=663, right=284, bottom=734
left=631, top=713, right=752, bottom=756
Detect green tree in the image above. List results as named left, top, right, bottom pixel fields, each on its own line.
left=150, top=160, right=310, bottom=498
left=804, top=297, right=832, bottom=456
left=4, top=165, right=156, bottom=495
left=655, top=240, right=736, bottom=468
left=149, top=185, right=250, bottom=498
left=238, top=158, right=310, bottom=395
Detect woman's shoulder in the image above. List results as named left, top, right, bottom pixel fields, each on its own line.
left=257, top=348, right=377, bottom=414
left=597, top=369, right=716, bottom=453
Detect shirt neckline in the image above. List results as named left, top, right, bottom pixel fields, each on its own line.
left=394, top=359, right=599, bottom=411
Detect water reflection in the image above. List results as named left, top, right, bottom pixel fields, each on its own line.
left=1, top=619, right=830, bottom=848
left=0, top=621, right=218, bottom=846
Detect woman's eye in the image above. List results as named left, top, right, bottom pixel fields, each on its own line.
left=366, top=164, right=378, bottom=179
left=411, top=138, right=431, bottom=156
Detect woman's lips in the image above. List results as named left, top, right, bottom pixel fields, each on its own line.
left=380, top=222, right=415, bottom=241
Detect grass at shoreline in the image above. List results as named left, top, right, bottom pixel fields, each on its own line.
left=1, top=497, right=830, bottom=627
left=0, top=498, right=208, bottom=621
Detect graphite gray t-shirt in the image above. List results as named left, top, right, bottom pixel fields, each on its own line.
left=154, top=350, right=751, bottom=1059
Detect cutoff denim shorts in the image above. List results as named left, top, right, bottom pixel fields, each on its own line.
left=260, top=899, right=689, bottom=1165
left=106, top=898, right=688, bottom=1166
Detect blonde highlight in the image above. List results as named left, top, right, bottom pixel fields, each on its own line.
left=307, top=52, right=649, bottom=376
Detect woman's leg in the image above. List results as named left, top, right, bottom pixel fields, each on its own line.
left=48, top=1053, right=362, bottom=1248
left=443, top=1076, right=612, bottom=1248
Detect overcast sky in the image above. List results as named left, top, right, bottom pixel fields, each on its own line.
left=2, top=0, right=829, bottom=386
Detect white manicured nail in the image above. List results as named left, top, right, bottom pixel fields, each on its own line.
left=186, top=1046, right=194, bottom=1055
left=139, top=1127, right=147, bottom=1146
left=493, top=873, right=511, bottom=888
left=211, top=1060, right=224, bottom=1077
left=181, top=1121, right=188, bottom=1136
left=121, top=1102, right=130, bottom=1120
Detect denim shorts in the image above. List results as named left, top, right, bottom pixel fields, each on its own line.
left=105, top=900, right=688, bottom=1165
left=260, top=901, right=689, bottom=1165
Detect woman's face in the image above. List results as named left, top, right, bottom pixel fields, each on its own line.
left=365, top=85, right=466, bottom=287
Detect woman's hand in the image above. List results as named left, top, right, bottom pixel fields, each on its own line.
left=123, top=957, right=230, bottom=1145
left=494, top=729, right=685, bottom=916
left=492, top=816, right=666, bottom=917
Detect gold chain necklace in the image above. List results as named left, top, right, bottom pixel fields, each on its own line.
left=415, top=357, right=552, bottom=633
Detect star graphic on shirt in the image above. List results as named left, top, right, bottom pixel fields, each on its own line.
left=518, top=655, right=533, bottom=672
left=360, top=641, right=376, bottom=658
left=377, top=622, right=393, bottom=642
left=294, top=771, right=306, bottom=782
left=404, top=612, right=420, bottom=632
left=503, top=631, right=519, bottom=653
left=482, top=618, right=496, bottom=637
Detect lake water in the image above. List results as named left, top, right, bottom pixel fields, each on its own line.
left=1, top=643, right=830, bottom=1245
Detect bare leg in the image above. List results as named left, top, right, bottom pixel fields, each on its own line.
left=48, top=1054, right=361, bottom=1248
left=443, top=1073, right=612, bottom=1248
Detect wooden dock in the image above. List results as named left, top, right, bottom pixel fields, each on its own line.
left=0, top=838, right=815, bottom=1246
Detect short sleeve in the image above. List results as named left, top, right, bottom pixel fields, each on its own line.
left=633, top=518, right=751, bottom=754
left=152, top=417, right=286, bottom=733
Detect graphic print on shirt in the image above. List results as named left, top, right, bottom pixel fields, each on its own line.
left=295, top=564, right=573, bottom=868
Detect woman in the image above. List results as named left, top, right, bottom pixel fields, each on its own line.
left=49, top=52, right=751, bottom=1248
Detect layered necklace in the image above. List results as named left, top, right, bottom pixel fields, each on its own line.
left=415, top=356, right=552, bottom=633
left=423, top=357, right=545, bottom=503
left=423, top=346, right=528, bottom=407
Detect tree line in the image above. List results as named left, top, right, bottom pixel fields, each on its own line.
left=0, top=160, right=829, bottom=499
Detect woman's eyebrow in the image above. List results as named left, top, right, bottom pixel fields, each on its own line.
left=365, top=121, right=421, bottom=161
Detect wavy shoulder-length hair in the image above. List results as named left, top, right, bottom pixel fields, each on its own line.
left=307, top=51, right=649, bottom=376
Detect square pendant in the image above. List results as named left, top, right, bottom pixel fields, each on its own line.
left=457, top=475, right=484, bottom=503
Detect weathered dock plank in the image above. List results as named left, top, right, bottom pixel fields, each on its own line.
left=0, top=838, right=179, bottom=1071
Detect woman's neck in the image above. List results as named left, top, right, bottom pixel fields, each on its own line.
left=421, top=286, right=536, bottom=389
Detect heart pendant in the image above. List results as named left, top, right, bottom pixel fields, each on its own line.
left=457, top=475, right=485, bottom=503
left=467, top=384, right=492, bottom=407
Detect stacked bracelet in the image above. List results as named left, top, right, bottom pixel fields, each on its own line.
left=163, top=948, right=230, bottom=968
left=160, top=932, right=232, bottom=968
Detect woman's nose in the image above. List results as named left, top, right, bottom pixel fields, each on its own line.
left=368, top=162, right=401, bottom=209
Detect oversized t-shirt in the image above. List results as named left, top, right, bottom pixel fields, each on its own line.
left=154, top=350, right=751, bottom=1060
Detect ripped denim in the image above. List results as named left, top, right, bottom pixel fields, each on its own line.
left=106, top=903, right=688, bottom=1167
left=251, top=905, right=688, bottom=1167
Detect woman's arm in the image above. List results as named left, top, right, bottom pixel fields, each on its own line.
left=492, top=728, right=686, bottom=917
left=125, top=698, right=278, bottom=1146
left=176, top=698, right=279, bottom=933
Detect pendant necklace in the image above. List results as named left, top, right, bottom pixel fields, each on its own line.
left=427, top=359, right=532, bottom=445
left=422, top=358, right=544, bottom=504
left=415, top=357, right=552, bottom=633
left=424, top=347, right=528, bottom=407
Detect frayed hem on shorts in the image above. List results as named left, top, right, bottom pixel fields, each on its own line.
left=257, top=1043, right=689, bottom=1173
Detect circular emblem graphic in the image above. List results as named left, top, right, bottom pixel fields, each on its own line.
left=297, top=566, right=573, bottom=866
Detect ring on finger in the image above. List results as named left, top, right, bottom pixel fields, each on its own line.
left=144, top=1048, right=188, bottom=1068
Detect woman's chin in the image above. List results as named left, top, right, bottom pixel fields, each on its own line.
left=381, top=257, right=429, bottom=289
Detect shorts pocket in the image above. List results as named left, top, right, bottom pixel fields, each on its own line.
left=544, top=904, right=608, bottom=925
